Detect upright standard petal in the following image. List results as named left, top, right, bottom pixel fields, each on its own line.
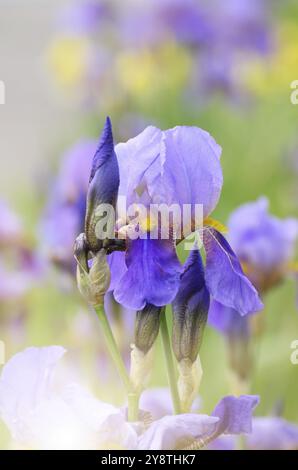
left=115, top=125, right=222, bottom=226
left=115, top=126, right=163, bottom=207
left=203, top=228, right=263, bottom=315
left=85, top=117, right=120, bottom=251
left=160, top=126, right=222, bottom=219
left=114, top=238, right=182, bottom=310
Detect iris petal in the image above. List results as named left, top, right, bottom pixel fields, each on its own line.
left=85, top=117, right=120, bottom=251
left=203, top=228, right=263, bottom=315
left=211, top=394, right=260, bottom=438
left=114, top=238, right=182, bottom=310
left=107, top=251, right=127, bottom=292
left=115, top=125, right=222, bottom=226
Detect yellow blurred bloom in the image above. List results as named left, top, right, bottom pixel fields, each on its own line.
left=47, top=36, right=91, bottom=88
left=243, top=21, right=298, bottom=95
left=116, top=42, right=191, bottom=101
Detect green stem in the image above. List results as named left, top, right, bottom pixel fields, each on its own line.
left=94, top=304, right=131, bottom=392
left=160, top=312, right=181, bottom=414
left=127, top=391, right=139, bottom=422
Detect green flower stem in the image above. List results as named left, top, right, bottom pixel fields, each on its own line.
left=127, top=391, right=139, bottom=422
left=160, top=311, right=181, bottom=415
left=94, top=305, right=131, bottom=392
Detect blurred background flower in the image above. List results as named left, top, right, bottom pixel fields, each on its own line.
left=0, top=0, right=298, bottom=449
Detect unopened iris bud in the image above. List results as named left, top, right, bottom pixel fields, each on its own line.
left=130, top=305, right=162, bottom=396
left=74, top=232, right=110, bottom=306
left=172, top=248, right=210, bottom=411
left=85, top=117, right=120, bottom=253
left=172, top=249, right=209, bottom=363
left=134, top=304, right=162, bottom=354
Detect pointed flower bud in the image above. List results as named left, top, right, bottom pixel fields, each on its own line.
left=172, top=248, right=210, bottom=364
left=130, top=304, right=162, bottom=397
left=85, top=117, right=120, bottom=252
left=134, top=304, right=162, bottom=354
left=74, top=233, right=110, bottom=306
left=172, top=248, right=210, bottom=412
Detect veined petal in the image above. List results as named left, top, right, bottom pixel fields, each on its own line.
left=115, top=125, right=222, bottom=224
left=115, top=126, right=163, bottom=207
left=114, top=238, right=182, bottom=310
left=138, top=413, right=219, bottom=450
left=160, top=126, right=222, bottom=219
left=203, top=228, right=263, bottom=315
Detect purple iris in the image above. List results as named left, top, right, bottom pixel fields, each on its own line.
left=208, top=197, right=297, bottom=377
left=121, top=0, right=211, bottom=49
left=41, top=139, right=97, bottom=271
left=120, top=0, right=271, bottom=97
left=211, top=0, right=271, bottom=54
left=227, top=197, right=298, bottom=292
left=86, top=118, right=263, bottom=320
left=209, top=416, right=298, bottom=450
left=0, top=201, right=42, bottom=301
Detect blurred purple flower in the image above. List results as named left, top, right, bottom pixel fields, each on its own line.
left=58, top=0, right=111, bottom=35
left=248, top=417, right=298, bottom=450
left=0, top=200, right=23, bottom=246
left=209, top=197, right=297, bottom=336
left=121, top=0, right=211, bottom=49
left=208, top=197, right=297, bottom=381
left=0, top=201, right=43, bottom=301
left=208, top=300, right=251, bottom=339
left=120, top=0, right=271, bottom=98
left=227, top=197, right=298, bottom=292
left=211, top=0, right=271, bottom=54
left=210, top=416, right=298, bottom=450
left=41, top=139, right=97, bottom=271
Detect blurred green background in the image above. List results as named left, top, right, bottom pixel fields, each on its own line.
left=0, top=0, right=298, bottom=449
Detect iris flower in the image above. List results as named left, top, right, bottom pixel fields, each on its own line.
left=209, top=197, right=298, bottom=338
left=0, top=346, right=259, bottom=450
left=209, top=417, right=298, bottom=450
left=86, top=117, right=263, bottom=319
left=41, top=140, right=97, bottom=272
left=0, top=200, right=41, bottom=301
